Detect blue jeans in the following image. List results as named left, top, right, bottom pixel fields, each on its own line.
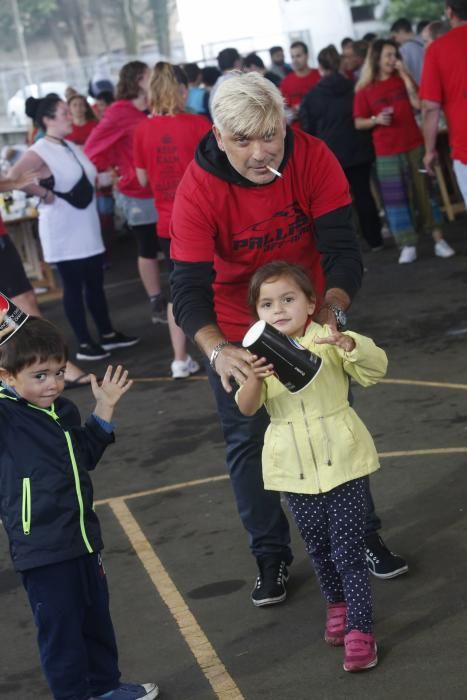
left=22, top=553, right=120, bottom=700
left=207, top=363, right=381, bottom=563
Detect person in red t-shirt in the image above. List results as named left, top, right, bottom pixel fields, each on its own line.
left=354, top=39, right=455, bottom=264
left=170, top=72, right=408, bottom=610
left=420, top=0, right=467, bottom=207
left=134, top=62, right=210, bottom=379
left=67, top=95, right=98, bottom=146
left=280, top=41, right=320, bottom=129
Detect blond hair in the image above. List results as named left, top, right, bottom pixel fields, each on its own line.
left=148, top=62, right=188, bottom=115
left=212, top=72, right=285, bottom=137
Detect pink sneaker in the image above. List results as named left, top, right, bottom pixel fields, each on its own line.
left=343, top=630, right=378, bottom=672
left=324, top=602, right=347, bottom=646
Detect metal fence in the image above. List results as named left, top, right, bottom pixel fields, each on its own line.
left=0, top=44, right=186, bottom=128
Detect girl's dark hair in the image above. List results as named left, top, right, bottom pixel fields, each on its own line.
left=0, top=317, right=68, bottom=375
left=116, top=61, right=149, bottom=100
left=248, top=261, right=316, bottom=318
left=25, top=93, right=62, bottom=129
left=317, top=45, right=341, bottom=73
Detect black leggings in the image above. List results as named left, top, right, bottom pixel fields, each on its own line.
left=344, top=163, right=383, bottom=249
left=56, top=253, right=113, bottom=345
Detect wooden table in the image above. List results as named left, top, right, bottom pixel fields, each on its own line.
left=5, top=215, right=62, bottom=302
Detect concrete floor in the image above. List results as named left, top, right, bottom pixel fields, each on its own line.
left=1, top=219, right=467, bottom=699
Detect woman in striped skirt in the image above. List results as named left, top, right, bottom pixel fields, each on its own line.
left=353, top=39, right=454, bottom=264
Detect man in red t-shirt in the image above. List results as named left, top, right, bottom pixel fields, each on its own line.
left=419, top=0, right=467, bottom=205
left=171, top=72, right=407, bottom=610
left=280, top=41, right=320, bottom=129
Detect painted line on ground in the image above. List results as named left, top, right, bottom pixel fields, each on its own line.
left=95, top=475, right=229, bottom=506
left=379, top=378, right=467, bottom=391
left=109, top=498, right=245, bottom=700
left=132, top=376, right=467, bottom=390
left=95, top=447, right=467, bottom=507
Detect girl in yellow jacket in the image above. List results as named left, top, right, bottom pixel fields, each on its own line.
left=236, top=261, right=387, bottom=673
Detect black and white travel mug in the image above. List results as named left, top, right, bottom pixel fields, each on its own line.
left=242, top=320, right=322, bottom=393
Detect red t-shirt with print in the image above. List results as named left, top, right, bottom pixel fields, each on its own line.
left=0, top=215, right=6, bottom=236
left=419, top=24, right=467, bottom=164
left=170, top=130, right=351, bottom=341
left=133, top=112, right=210, bottom=238
left=353, top=74, right=422, bottom=156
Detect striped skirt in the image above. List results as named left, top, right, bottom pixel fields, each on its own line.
left=376, top=145, right=443, bottom=247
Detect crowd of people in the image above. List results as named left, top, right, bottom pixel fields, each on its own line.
left=0, top=0, right=466, bottom=697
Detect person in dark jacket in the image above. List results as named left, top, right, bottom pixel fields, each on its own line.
left=170, top=73, right=407, bottom=610
left=0, top=316, right=159, bottom=700
left=300, top=45, right=384, bottom=251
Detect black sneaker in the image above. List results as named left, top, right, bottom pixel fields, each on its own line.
left=251, top=556, right=289, bottom=607
left=100, top=331, right=140, bottom=351
left=365, top=533, right=408, bottom=579
left=151, top=295, right=168, bottom=324
left=76, top=342, right=111, bottom=361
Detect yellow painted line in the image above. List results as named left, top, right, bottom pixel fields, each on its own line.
left=95, top=475, right=228, bottom=507
left=132, top=376, right=467, bottom=390
left=133, top=375, right=207, bottom=383
left=109, top=499, right=245, bottom=700
left=379, top=378, right=467, bottom=391
left=95, top=446, right=467, bottom=506
left=379, top=446, right=467, bottom=458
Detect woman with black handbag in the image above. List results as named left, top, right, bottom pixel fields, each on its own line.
left=9, top=94, right=139, bottom=361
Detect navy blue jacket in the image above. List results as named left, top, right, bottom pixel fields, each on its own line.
left=0, top=387, right=114, bottom=572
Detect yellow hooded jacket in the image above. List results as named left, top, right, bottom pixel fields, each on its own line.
left=236, top=322, right=388, bottom=495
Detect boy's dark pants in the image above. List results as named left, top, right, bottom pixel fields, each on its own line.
left=22, top=553, right=121, bottom=700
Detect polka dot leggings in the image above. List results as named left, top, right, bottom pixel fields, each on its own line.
left=285, top=477, right=372, bottom=633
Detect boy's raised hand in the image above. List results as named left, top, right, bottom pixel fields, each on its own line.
left=91, top=365, right=133, bottom=422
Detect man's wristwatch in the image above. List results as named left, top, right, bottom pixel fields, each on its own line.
left=325, top=304, right=347, bottom=331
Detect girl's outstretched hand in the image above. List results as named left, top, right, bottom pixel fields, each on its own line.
left=91, top=364, right=133, bottom=408
left=314, top=327, right=355, bottom=353
left=249, top=355, right=275, bottom=380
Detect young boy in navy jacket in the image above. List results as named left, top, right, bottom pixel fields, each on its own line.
left=0, top=316, right=159, bottom=700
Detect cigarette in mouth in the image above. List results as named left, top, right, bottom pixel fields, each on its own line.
left=266, top=165, right=282, bottom=178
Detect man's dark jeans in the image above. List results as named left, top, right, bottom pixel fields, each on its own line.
left=207, top=363, right=381, bottom=563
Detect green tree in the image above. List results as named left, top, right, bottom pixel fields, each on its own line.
left=384, top=0, right=445, bottom=23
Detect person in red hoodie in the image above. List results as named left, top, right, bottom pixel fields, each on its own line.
left=280, top=41, right=320, bottom=129
left=85, top=62, right=167, bottom=324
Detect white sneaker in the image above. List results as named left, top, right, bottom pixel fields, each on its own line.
left=171, top=355, right=200, bottom=379
left=398, top=246, right=417, bottom=264
left=434, top=239, right=455, bottom=258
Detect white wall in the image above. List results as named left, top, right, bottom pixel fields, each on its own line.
left=176, top=0, right=354, bottom=65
